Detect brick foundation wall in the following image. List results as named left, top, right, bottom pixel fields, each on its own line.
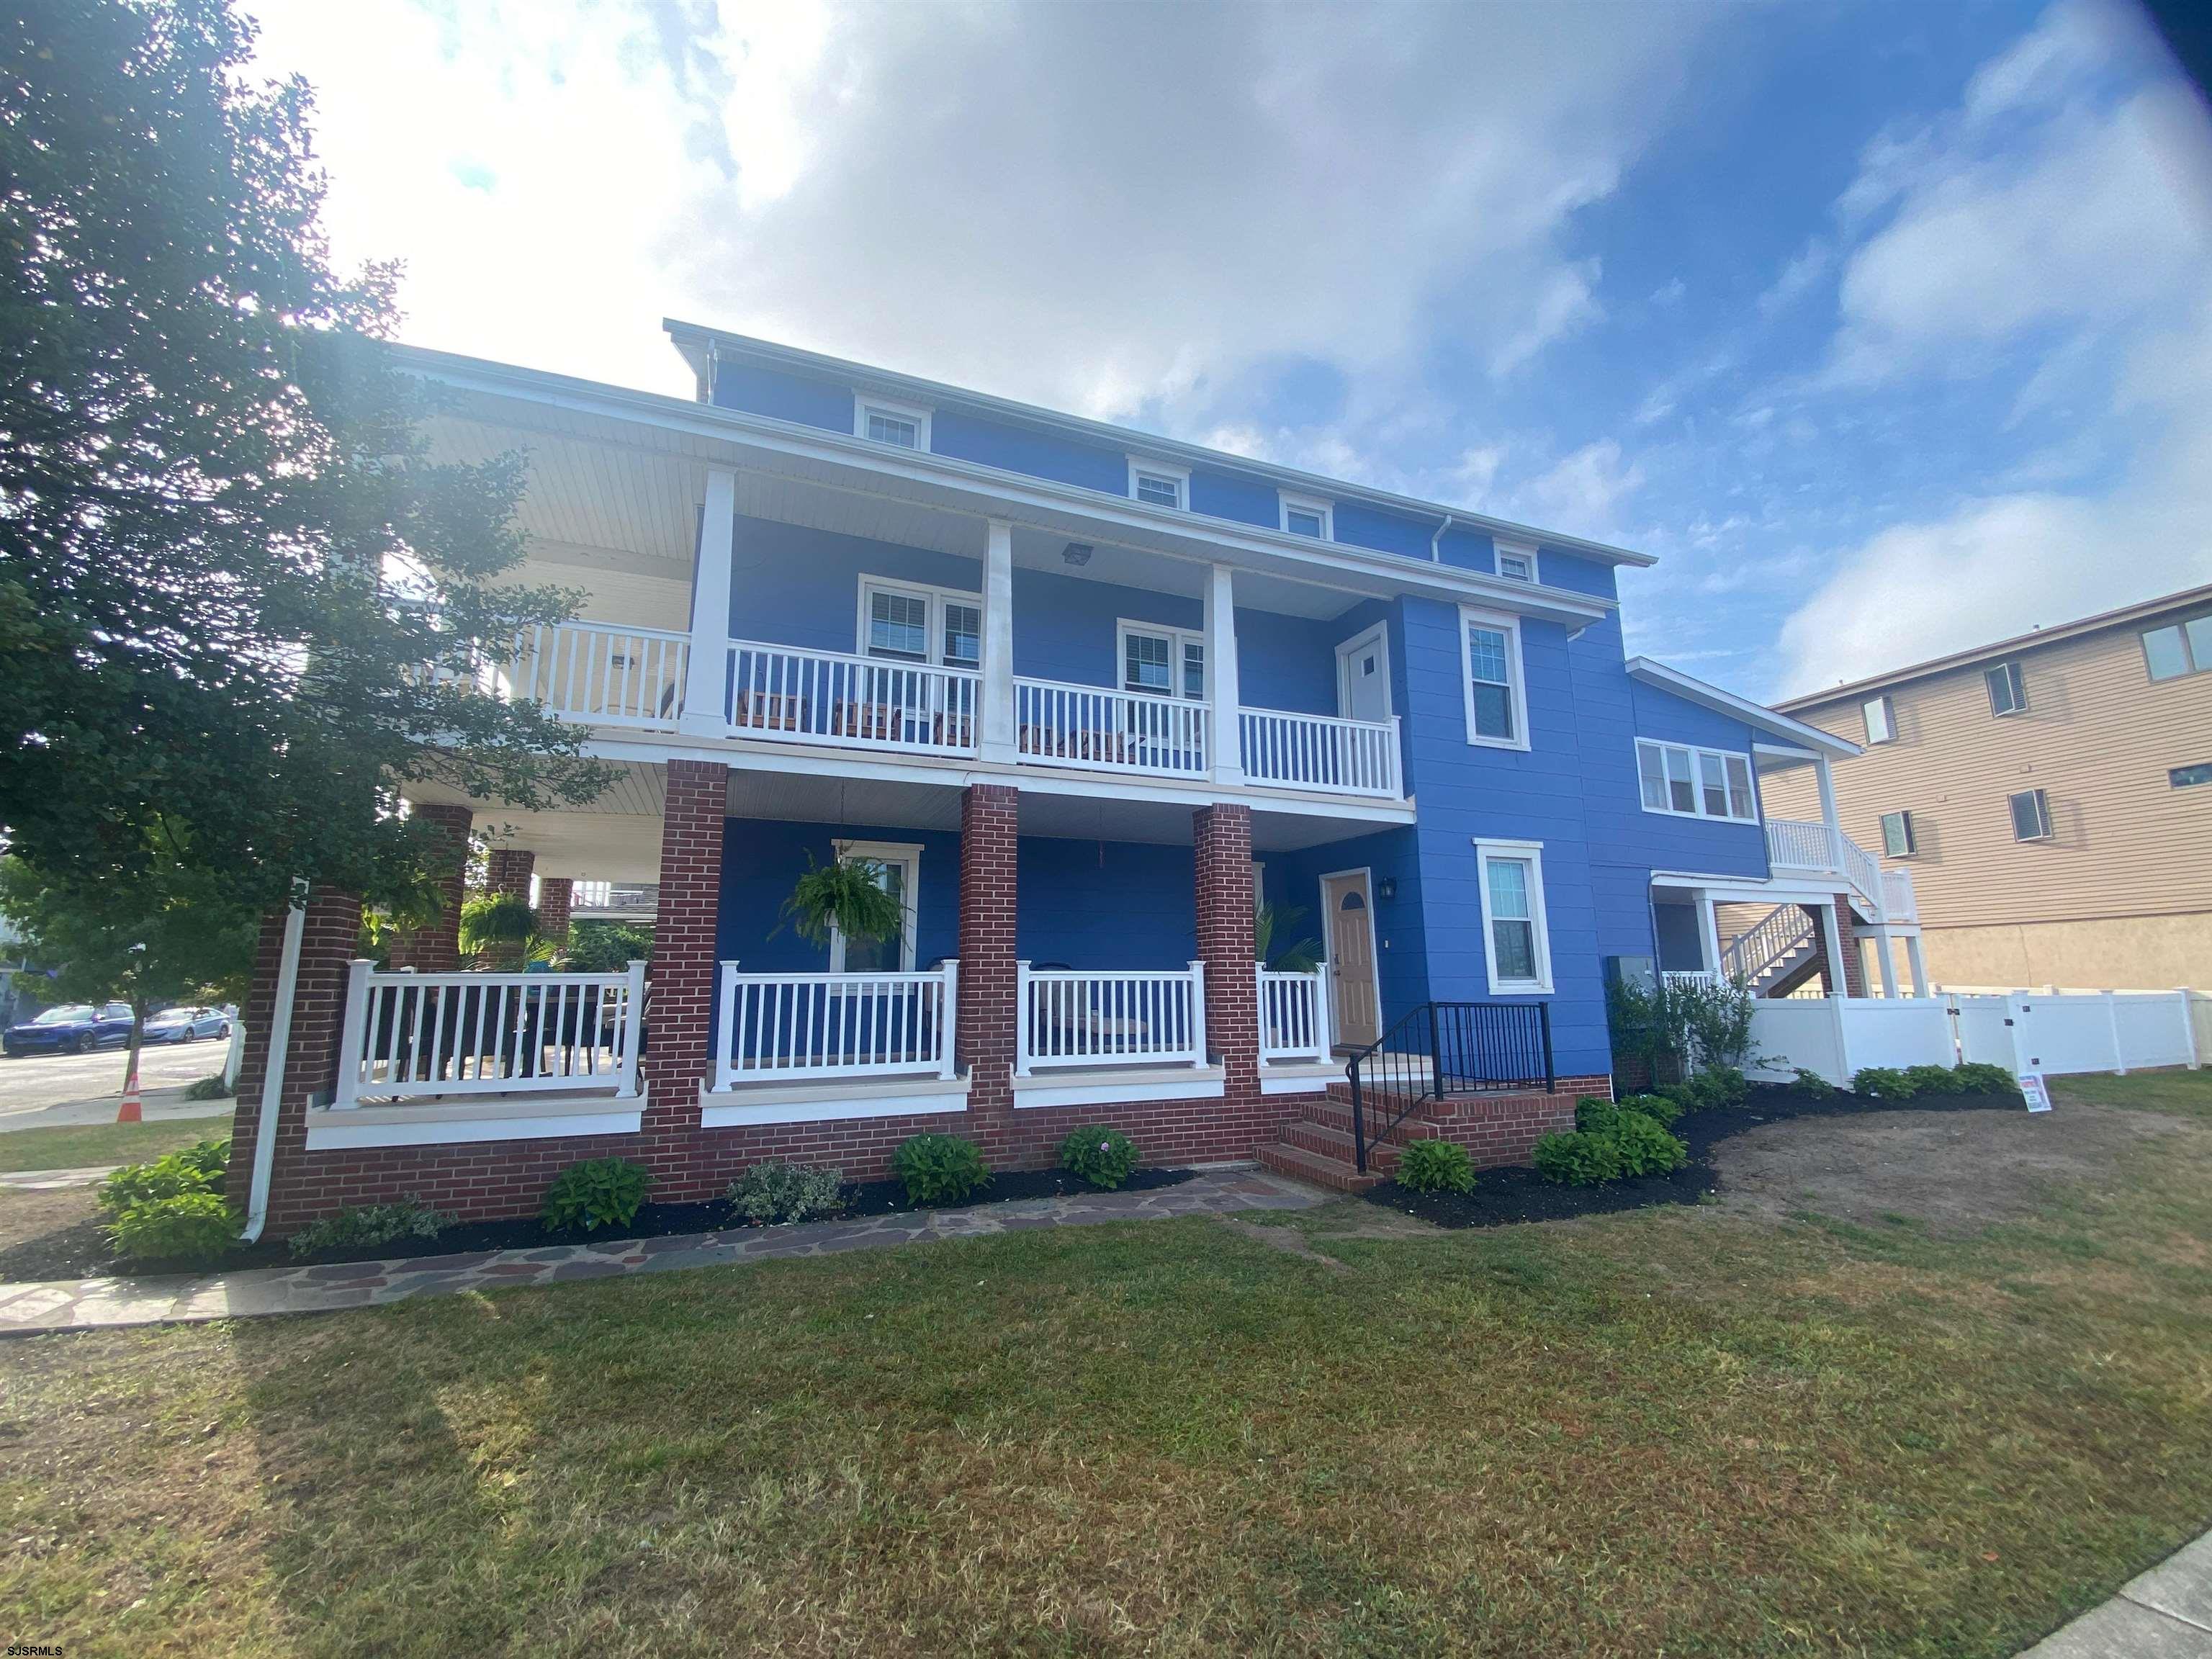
left=1416, top=1074, right=1610, bottom=1168
left=536, top=877, right=572, bottom=943
left=388, top=803, right=470, bottom=971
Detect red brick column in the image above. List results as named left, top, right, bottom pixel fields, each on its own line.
left=1831, top=899, right=1868, bottom=999
left=1193, top=804, right=1259, bottom=1100
left=640, top=760, right=727, bottom=1119
left=392, top=801, right=472, bottom=971
left=957, top=784, right=1020, bottom=1158
left=227, top=884, right=364, bottom=1210
left=486, top=848, right=534, bottom=904
left=536, top=877, right=573, bottom=943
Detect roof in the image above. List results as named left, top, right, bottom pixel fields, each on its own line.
left=1625, top=657, right=1863, bottom=757
left=1773, top=580, right=2212, bottom=712
left=664, top=319, right=1660, bottom=570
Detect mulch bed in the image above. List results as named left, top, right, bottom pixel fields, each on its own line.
left=1364, top=1082, right=2026, bottom=1229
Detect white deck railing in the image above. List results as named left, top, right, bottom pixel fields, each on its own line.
left=1722, top=904, right=1816, bottom=984
left=1880, top=866, right=1918, bottom=922
left=335, top=961, right=646, bottom=1107
left=1241, top=710, right=1401, bottom=799
left=1016, top=961, right=1207, bottom=1073
left=726, top=639, right=979, bottom=756
left=1015, top=679, right=1209, bottom=778
left=1765, top=817, right=1837, bottom=871
left=714, top=961, right=958, bottom=1086
left=1765, top=817, right=1917, bottom=924
left=1257, top=965, right=1331, bottom=1064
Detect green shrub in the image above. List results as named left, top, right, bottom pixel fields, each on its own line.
left=1791, top=1066, right=1839, bottom=1097
left=1617, top=1092, right=1683, bottom=1128
left=97, top=1140, right=229, bottom=1215
left=106, top=1191, right=238, bottom=1267
left=1851, top=1066, right=1917, bottom=1100
left=1574, top=1095, right=1622, bottom=1134
left=1397, top=1138, right=1475, bottom=1195
left=1612, top=1112, right=1690, bottom=1177
left=287, top=1202, right=454, bottom=1259
left=541, top=1158, right=649, bottom=1232
left=1903, top=1063, right=1961, bottom=1096
left=1058, top=1125, right=1139, bottom=1190
left=183, top=1073, right=233, bottom=1101
left=1533, top=1129, right=1622, bottom=1185
left=729, top=1161, right=847, bottom=1226
left=1950, top=1061, right=2020, bottom=1095
left=894, top=1133, right=990, bottom=1207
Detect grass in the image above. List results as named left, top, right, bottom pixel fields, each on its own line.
left=0, top=1116, right=230, bottom=1174
left=2, top=1074, right=2211, bottom=1655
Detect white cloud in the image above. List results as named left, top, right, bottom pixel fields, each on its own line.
left=1756, top=238, right=1830, bottom=316
left=1497, top=440, right=1647, bottom=544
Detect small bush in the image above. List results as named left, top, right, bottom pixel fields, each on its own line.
left=1533, top=1129, right=1622, bottom=1186
left=1852, top=1066, right=1917, bottom=1101
left=1574, top=1095, right=1622, bottom=1135
left=1612, top=1112, right=1690, bottom=1177
left=1617, top=1092, right=1683, bottom=1128
left=1903, top=1063, right=1961, bottom=1097
left=106, top=1191, right=238, bottom=1267
left=1058, top=1125, right=1139, bottom=1190
left=98, top=1141, right=229, bottom=1215
left=894, top=1133, right=990, bottom=1207
left=287, top=1202, right=454, bottom=1259
left=1950, top=1061, right=2020, bottom=1095
left=183, top=1073, right=234, bottom=1101
left=729, top=1161, right=847, bottom=1226
left=1791, top=1066, right=1839, bottom=1097
left=1397, top=1138, right=1475, bottom=1195
left=541, top=1157, right=649, bottom=1232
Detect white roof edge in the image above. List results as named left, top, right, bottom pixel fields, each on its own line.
left=662, top=319, right=1661, bottom=570
left=1626, top=657, right=1862, bottom=757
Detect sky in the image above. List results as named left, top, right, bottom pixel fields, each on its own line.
left=243, top=0, right=2212, bottom=702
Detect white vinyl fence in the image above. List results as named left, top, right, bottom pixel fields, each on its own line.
left=1750, top=990, right=2203, bottom=1087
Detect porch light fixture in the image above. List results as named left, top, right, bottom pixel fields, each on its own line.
left=1377, top=877, right=1396, bottom=902
left=1061, top=541, right=1093, bottom=567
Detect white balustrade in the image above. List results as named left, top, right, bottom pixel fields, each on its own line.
left=714, top=961, right=958, bottom=1085
left=1661, top=970, right=1717, bottom=990
left=1764, top=817, right=1837, bottom=871
left=1722, top=905, right=1815, bottom=984
left=506, top=622, right=688, bottom=727
left=1881, top=867, right=1918, bottom=923
left=335, top=961, right=646, bottom=1107
left=1256, top=965, right=1331, bottom=1064
left=1017, top=962, right=1207, bottom=1073
left=727, top=640, right=979, bottom=755
left=1240, top=710, right=1401, bottom=799
left=1015, top=679, right=1209, bottom=778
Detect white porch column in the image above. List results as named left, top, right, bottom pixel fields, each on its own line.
left=1866, top=927, right=1899, bottom=998
left=1205, top=563, right=1244, bottom=787
left=1814, top=756, right=1846, bottom=876
left=678, top=467, right=738, bottom=739
left=1696, top=892, right=1725, bottom=979
left=1904, top=933, right=1930, bottom=998
left=1819, top=902, right=1849, bottom=997
left=980, top=518, right=1017, bottom=765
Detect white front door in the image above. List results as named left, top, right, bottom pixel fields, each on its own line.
left=1321, top=871, right=1381, bottom=1048
left=1335, top=626, right=1392, bottom=724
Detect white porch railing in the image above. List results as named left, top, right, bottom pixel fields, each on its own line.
left=1764, top=817, right=1917, bottom=925
left=334, top=961, right=646, bottom=1107
left=1880, top=867, right=1919, bottom=922
left=1015, top=678, right=1209, bottom=778
left=714, top=961, right=958, bottom=1086
left=1722, top=904, right=1817, bottom=984
left=505, top=622, right=689, bottom=728
left=1661, top=970, right=1717, bottom=990
left=1017, top=962, right=1207, bottom=1073
left=1765, top=817, right=1836, bottom=871
left=1241, top=710, right=1401, bottom=799
left=727, top=639, right=979, bottom=756
left=1256, top=965, right=1331, bottom=1063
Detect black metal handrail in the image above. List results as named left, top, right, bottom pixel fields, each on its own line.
left=1344, top=1001, right=1554, bottom=1173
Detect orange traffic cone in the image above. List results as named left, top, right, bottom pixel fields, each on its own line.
left=117, top=1062, right=143, bottom=1124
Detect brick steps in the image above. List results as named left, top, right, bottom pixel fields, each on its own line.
left=1254, top=1139, right=1385, bottom=1194
left=1281, top=1118, right=1398, bottom=1171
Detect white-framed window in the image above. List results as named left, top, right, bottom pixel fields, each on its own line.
left=1863, top=694, right=1896, bottom=745
left=2008, top=788, right=2054, bottom=843
left=2173, top=763, right=2212, bottom=789
left=1116, top=619, right=1205, bottom=701
left=1985, top=660, right=2027, bottom=717
left=1279, top=491, right=1334, bottom=540
left=1634, top=739, right=1756, bottom=822
left=1880, top=809, right=1917, bottom=857
left=1460, top=606, right=1529, bottom=750
left=2143, top=615, right=2212, bottom=682
left=1493, top=539, right=1539, bottom=583
left=1126, top=457, right=1190, bottom=512
left=827, top=840, right=921, bottom=974
left=857, top=577, right=981, bottom=669
left=853, top=395, right=932, bottom=451
left=1473, top=838, right=1553, bottom=994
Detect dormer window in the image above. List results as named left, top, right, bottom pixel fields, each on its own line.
left=855, top=395, right=931, bottom=451
left=1494, top=540, right=1538, bottom=583
left=1127, top=458, right=1190, bottom=511
left=1280, top=492, right=1332, bottom=539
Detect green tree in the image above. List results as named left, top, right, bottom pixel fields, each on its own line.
left=0, top=0, right=612, bottom=919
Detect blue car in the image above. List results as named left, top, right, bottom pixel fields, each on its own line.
left=146, top=1006, right=232, bottom=1044
left=3, top=1002, right=135, bottom=1056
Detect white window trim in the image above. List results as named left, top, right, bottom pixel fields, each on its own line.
left=2008, top=788, right=2054, bottom=844
left=1863, top=693, right=1896, bottom=745
left=1459, top=604, right=1530, bottom=752
left=827, top=840, right=922, bottom=974
left=2142, top=616, right=2212, bottom=682
left=1115, top=616, right=1205, bottom=701
left=1986, top=660, right=2027, bottom=718
left=1879, top=809, right=1917, bottom=858
left=1126, top=456, right=1192, bottom=511
left=1493, top=537, right=1540, bottom=584
left=854, top=394, right=933, bottom=452
left=1634, top=738, right=1759, bottom=824
left=855, top=576, right=983, bottom=669
left=1473, top=837, right=1554, bottom=995
left=1278, top=490, right=1334, bottom=541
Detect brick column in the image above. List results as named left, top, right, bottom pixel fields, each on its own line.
left=1831, top=899, right=1868, bottom=999
left=392, top=801, right=472, bottom=971
left=536, top=877, right=573, bottom=943
left=957, top=784, right=1020, bottom=1154
left=486, top=848, right=534, bottom=904
left=640, top=760, right=727, bottom=1115
left=227, top=884, right=364, bottom=1210
left=1193, top=803, right=1259, bottom=1099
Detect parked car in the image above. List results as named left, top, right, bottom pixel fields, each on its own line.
left=3, top=1002, right=135, bottom=1056
left=146, top=1006, right=232, bottom=1044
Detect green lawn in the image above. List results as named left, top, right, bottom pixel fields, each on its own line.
left=2, top=1075, right=2210, bottom=1656
left=0, top=1115, right=230, bottom=1174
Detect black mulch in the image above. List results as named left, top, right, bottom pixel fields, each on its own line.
left=1364, top=1082, right=2026, bottom=1230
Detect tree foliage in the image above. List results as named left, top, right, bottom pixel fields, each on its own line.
left=0, top=0, right=612, bottom=914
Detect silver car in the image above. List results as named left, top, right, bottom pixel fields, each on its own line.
left=145, top=1006, right=233, bottom=1044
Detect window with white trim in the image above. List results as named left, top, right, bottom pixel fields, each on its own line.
left=2008, top=788, right=2053, bottom=843
left=1863, top=694, right=1895, bottom=744
left=1494, top=541, right=1538, bottom=583
left=1127, top=457, right=1190, bottom=511
left=1880, top=809, right=1917, bottom=857
left=1985, top=660, right=2026, bottom=716
left=1280, top=492, right=1333, bottom=540
left=2173, top=763, right=2212, bottom=789
left=1474, top=839, right=1553, bottom=994
left=858, top=578, right=981, bottom=669
left=1117, top=620, right=1204, bottom=701
left=854, top=395, right=932, bottom=451
left=1460, top=607, right=1528, bottom=749
left=1635, top=739, right=1755, bottom=822
left=827, top=840, right=920, bottom=974
left=2143, top=614, right=2212, bottom=681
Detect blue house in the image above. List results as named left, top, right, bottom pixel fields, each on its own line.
left=229, top=323, right=1920, bottom=1232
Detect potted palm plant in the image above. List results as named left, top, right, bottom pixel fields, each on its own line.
left=1255, top=902, right=1323, bottom=973
left=779, top=854, right=903, bottom=958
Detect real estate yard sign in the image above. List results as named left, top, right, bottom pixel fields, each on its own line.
left=2019, top=1072, right=2052, bottom=1113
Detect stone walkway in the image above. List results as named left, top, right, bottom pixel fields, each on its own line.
left=2020, top=1529, right=2212, bottom=1656
left=0, top=1164, right=118, bottom=1192
left=0, top=1169, right=1323, bottom=1336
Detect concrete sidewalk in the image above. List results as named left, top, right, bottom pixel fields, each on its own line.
left=2022, top=1530, right=2212, bottom=1655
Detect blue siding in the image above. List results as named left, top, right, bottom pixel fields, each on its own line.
left=711, top=363, right=855, bottom=434
left=729, top=516, right=980, bottom=649
left=1010, top=567, right=1197, bottom=686
left=1264, top=827, right=1430, bottom=1027
left=1331, top=500, right=1435, bottom=562
left=718, top=820, right=965, bottom=974
left=1236, top=608, right=1346, bottom=715
left=1538, top=548, right=1618, bottom=601
left=1018, top=840, right=1195, bottom=968
left=930, top=409, right=1128, bottom=495
left=1189, top=469, right=1279, bottom=530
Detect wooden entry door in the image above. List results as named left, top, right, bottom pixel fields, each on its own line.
left=1322, top=871, right=1380, bottom=1049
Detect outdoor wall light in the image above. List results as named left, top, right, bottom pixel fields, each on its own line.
left=1061, top=541, right=1093, bottom=567
left=1377, top=876, right=1396, bottom=902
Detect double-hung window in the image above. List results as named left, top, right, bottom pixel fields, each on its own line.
left=2144, top=614, right=2212, bottom=681
left=855, top=396, right=932, bottom=451
left=1494, top=540, right=1537, bottom=583
left=1460, top=606, right=1528, bottom=749
left=859, top=579, right=982, bottom=670
left=1635, top=739, right=1755, bottom=822
left=1985, top=660, right=2026, bottom=716
left=1128, top=458, right=1191, bottom=512
left=2008, top=788, right=2054, bottom=842
left=827, top=840, right=920, bottom=974
left=1473, top=839, right=1552, bottom=994
left=1863, top=694, right=1895, bottom=744
left=1880, top=810, right=1917, bottom=857
left=1280, top=492, right=1333, bottom=539
left=1118, top=621, right=1205, bottom=701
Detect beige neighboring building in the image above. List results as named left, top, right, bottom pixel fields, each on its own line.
left=1768, top=583, right=2212, bottom=992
